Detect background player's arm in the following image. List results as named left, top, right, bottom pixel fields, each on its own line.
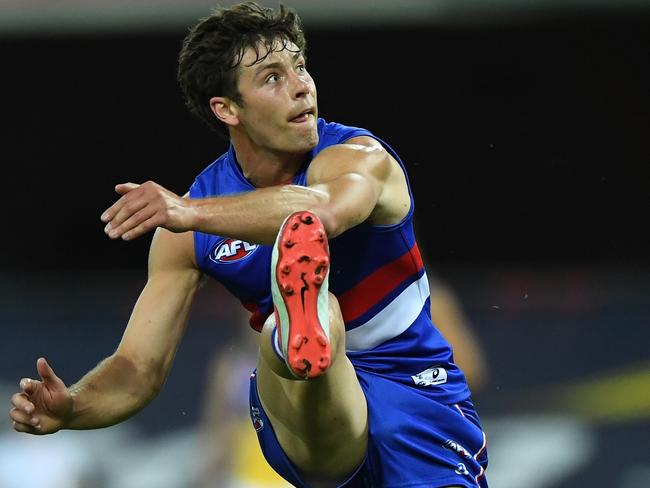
left=10, top=229, right=201, bottom=433
left=101, top=136, right=409, bottom=244
left=428, top=277, right=490, bottom=393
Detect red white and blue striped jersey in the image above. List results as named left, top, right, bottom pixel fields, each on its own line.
left=189, top=118, right=470, bottom=403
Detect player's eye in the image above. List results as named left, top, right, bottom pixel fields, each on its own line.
left=265, top=73, right=280, bottom=83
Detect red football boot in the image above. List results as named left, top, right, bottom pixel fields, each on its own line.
left=271, top=210, right=332, bottom=379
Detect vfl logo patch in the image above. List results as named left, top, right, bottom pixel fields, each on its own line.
left=411, top=366, right=448, bottom=386
left=210, top=238, right=259, bottom=264
left=251, top=406, right=264, bottom=432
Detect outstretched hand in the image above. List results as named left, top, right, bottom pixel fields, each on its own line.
left=9, top=358, right=73, bottom=435
left=101, top=181, right=197, bottom=241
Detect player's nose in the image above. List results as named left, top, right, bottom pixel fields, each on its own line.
left=289, top=72, right=312, bottom=100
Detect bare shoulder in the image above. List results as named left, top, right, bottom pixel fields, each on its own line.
left=344, top=135, right=384, bottom=149
left=345, top=136, right=411, bottom=226
left=307, top=135, right=390, bottom=183
left=306, top=134, right=411, bottom=227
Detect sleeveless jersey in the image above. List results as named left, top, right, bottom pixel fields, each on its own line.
left=189, top=118, right=470, bottom=404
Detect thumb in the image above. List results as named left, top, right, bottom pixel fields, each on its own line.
left=36, top=357, right=63, bottom=388
left=115, top=182, right=140, bottom=195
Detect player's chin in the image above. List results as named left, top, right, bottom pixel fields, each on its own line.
left=286, top=123, right=318, bottom=149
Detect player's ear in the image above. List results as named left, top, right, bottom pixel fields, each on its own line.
left=210, top=96, right=239, bottom=127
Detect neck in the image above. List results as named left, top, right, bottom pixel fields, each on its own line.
left=230, top=135, right=307, bottom=188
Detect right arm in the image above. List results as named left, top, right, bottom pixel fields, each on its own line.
left=10, top=228, right=201, bottom=434
left=100, top=137, right=411, bottom=245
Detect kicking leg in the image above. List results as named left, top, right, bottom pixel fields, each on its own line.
left=256, top=211, right=368, bottom=480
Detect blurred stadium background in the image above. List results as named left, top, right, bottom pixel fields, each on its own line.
left=1, top=0, right=649, bottom=487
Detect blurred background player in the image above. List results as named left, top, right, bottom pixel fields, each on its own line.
left=193, top=322, right=292, bottom=488
left=428, top=272, right=490, bottom=394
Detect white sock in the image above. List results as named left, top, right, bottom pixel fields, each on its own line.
left=271, top=326, right=285, bottom=361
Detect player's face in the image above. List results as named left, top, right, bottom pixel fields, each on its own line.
left=235, top=41, right=319, bottom=154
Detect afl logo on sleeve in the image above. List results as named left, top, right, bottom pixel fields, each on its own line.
left=209, top=238, right=259, bottom=264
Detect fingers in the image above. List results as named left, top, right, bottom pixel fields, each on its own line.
left=10, top=367, right=50, bottom=435
left=12, top=419, right=41, bottom=434
left=100, top=182, right=141, bottom=225
left=9, top=406, right=41, bottom=431
left=117, top=208, right=160, bottom=241
left=19, top=377, right=39, bottom=396
left=102, top=186, right=147, bottom=230
left=10, top=391, right=42, bottom=432
left=11, top=391, right=35, bottom=413
left=101, top=181, right=170, bottom=240
left=100, top=181, right=190, bottom=239
left=115, top=182, right=140, bottom=195
left=103, top=197, right=152, bottom=239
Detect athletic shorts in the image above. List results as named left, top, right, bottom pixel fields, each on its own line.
left=248, top=369, right=488, bottom=487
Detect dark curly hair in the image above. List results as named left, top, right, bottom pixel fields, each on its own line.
left=177, top=2, right=307, bottom=136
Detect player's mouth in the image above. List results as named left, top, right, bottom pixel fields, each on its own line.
left=288, top=108, right=315, bottom=124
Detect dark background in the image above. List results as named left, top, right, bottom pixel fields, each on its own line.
left=3, top=10, right=648, bottom=270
